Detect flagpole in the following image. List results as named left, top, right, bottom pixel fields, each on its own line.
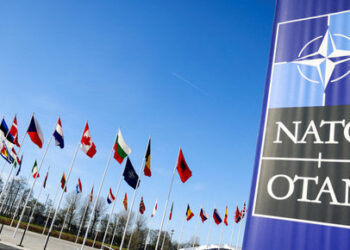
left=41, top=181, right=60, bottom=234
left=160, top=214, right=170, bottom=250
left=10, top=179, right=28, bottom=227
left=110, top=217, right=119, bottom=247
left=13, top=129, right=53, bottom=237
left=119, top=157, right=145, bottom=250
left=192, top=213, right=200, bottom=248
left=229, top=222, right=235, bottom=247
left=177, top=214, right=186, bottom=250
left=75, top=197, right=91, bottom=244
left=43, top=141, right=80, bottom=250
left=238, top=220, right=246, bottom=250
left=127, top=213, right=139, bottom=250
left=100, top=164, right=126, bottom=248
left=80, top=131, right=118, bottom=250
left=0, top=118, right=29, bottom=213
left=18, top=182, right=44, bottom=246
left=235, top=221, right=243, bottom=250
left=206, top=209, right=213, bottom=249
left=219, top=223, right=224, bottom=250
left=144, top=215, right=155, bottom=250
left=59, top=194, right=76, bottom=239
left=155, top=148, right=180, bottom=250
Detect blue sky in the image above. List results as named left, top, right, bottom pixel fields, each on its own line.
left=0, top=0, right=275, bottom=246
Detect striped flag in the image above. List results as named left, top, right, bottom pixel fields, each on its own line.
left=186, top=204, right=194, bottom=221
left=32, top=161, right=39, bottom=178
left=76, top=178, right=82, bottom=194
left=224, top=206, right=228, bottom=226
left=151, top=200, right=157, bottom=218
left=43, top=170, right=49, bottom=188
left=144, top=138, right=151, bottom=177
left=169, top=202, right=174, bottom=220
left=53, top=117, right=64, bottom=148
left=107, top=188, right=115, bottom=204
left=113, top=128, right=131, bottom=164
left=90, top=186, right=94, bottom=202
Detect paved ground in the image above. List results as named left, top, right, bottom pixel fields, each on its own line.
left=0, top=225, right=98, bottom=250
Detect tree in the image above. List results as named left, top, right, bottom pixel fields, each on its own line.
left=88, top=197, right=107, bottom=236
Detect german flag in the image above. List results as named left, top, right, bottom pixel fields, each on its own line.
left=144, top=138, right=151, bottom=177
left=123, top=193, right=128, bottom=211
left=186, top=204, right=194, bottom=221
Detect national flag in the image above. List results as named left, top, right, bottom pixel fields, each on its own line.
left=186, top=204, right=194, bottom=221
left=176, top=149, right=192, bottom=183
left=107, top=188, right=115, bottom=204
left=10, top=148, right=20, bottom=166
left=139, top=196, right=146, bottom=214
left=169, top=202, right=174, bottom=220
left=224, top=206, right=228, bottom=226
left=0, top=141, right=13, bottom=164
left=9, top=116, right=20, bottom=147
left=80, top=122, right=97, bottom=158
left=32, top=161, right=39, bottom=178
left=200, top=207, right=208, bottom=223
left=151, top=200, right=157, bottom=218
left=213, top=208, right=222, bottom=225
left=27, top=115, right=44, bottom=148
left=144, top=138, right=151, bottom=177
left=76, top=178, right=82, bottom=194
left=53, top=117, right=64, bottom=149
left=123, top=193, right=128, bottom=211
left=113, top=128, right=131, bottom=164
left=123, top=157, right=140, bottom=189
left=61, top=172, right=67, bottom=192
left=240, top=202, right=246, bottom=219
left=234, top=206, right=242, bottom=223
left=15, top=155, right=23, bottom=176
left=43, top=170, right=49, bottom=188
left=90, top=186, right=94, bottom=202
left=0, top=119, right=15, bottom=145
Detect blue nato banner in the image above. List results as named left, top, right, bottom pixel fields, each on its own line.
left=243, top=1, right=350, bottom=250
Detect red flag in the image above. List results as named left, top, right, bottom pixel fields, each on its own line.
left=169, top=202, right=174, bottom=220
left=27, top=115, right=44, bottom=148
left=90, top=186, right=94, bottom=202
left=176, top=148, right=192, bottom=183
left=224, top=206, right=228, bottom=226
left=234, top=206, right=242, bottom=223
left=80, top=122, right=97, bottom=158
left=9, top=116, right=20, bottom=147
left=123, top=193, right=128, bottom=211
left=139, top=196, right=146, bottom=214
left=43, top=170, right=49, bottom=188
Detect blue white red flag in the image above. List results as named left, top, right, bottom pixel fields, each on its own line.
left=213, top=208, right=222, bottom=225
left=27, top=115, right=44, bottom=148
left=53, top=118, right=64, bottom=149
left=107, top=188, right=115, bottom=204
left=76, top=178, right=82, bottom=194
left=200, top=207, right=208, bottom=223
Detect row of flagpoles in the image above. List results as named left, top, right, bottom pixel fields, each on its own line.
left=0, top=114, right=246, bottom=249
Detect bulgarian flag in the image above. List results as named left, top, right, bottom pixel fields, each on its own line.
left=32, top=161, right=39, bottom=178
left=113, top=128, right=131, bottom=164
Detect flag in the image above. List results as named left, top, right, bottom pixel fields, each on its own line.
left=151, top=200, right=157, bottom=218
left=123, top=157, right=140, bottom=189
left=123, top=193, right=128, bottom=211
left=0, top=119, right=15, bottom=145
left=15, top=155, right=23, bottom=176
left=53, top=117, right=64, bottom=149
left=139, top=196, right=146, bottom=214
left=213, top=208, right=222, bottom=225
left=234, top=206, right=241, bottom=223
left=240, top=202, right=246, bottom=219
left=27, top=115, right=44, bottom=148
left=113, top=128, right=132, bottom=164
left=224, top=206, right=228, bottom=226
left=107, top=188, right=115, bottom=204
left=90, top=186, right=94, bottom=202
left=32, top=161, right=40, bottom=178
left=0, top=141, right=13, bottom=164
left=61, top=172, right=67, bottom=192
left=169, top=202, right=174, bottom=220
left=200, top=207, right=208, bottom=223
left=186, top=204, right=194, bottom=221
left=10, top=148, right=20, bottom=166
left=76, top=178, right=82, bottom=194
left=43, top=170, right=49, bottom=188
left=176, top=149, right=192, bottom=183
left=9, top=116, right=20, bottom=147
left=80, top=122, right=97, bottom=158
left=144, top=138, right=151, bottom=177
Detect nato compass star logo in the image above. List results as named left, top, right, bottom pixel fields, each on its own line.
left=268, top=12, right=350, bottom=108
left=293, top=30, right=350, bottom=104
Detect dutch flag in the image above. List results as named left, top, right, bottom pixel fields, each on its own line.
left=107, top=188, right=115, bottom=204
left=76, top=178, right=82, bottom=194
left=53, top=117, right=64, bottom=149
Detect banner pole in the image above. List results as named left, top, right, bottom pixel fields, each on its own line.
left=176, top=214, right=186, bottom=250
left=80, top=131, right=118, bottom=250
left=41, top=181, right=60, bottom=234
left=43, top=141, right=80, bottom=250
left=75, top=198, right=90, bottom=244
left=59, top=194, right=76, bottom=239
left=100, top=163, right=126, bottom=247
left=144, top=207, right=156, bottom=250
left=206, top=209, right=214, bottom=249
left=119, top=156, right=145, bottom=250
left=127, top=213, right=139, bottom=250
left=192, top=214, right=200, bottom=248
left=13, top=131, right=53, bottom=238
left=155, top=148, right=179, bottom=250
left=219, top=223, right=224, bottom=250
left=110, top=217, right=119, bottom=247
left=229, top=222, right=235, bottom=247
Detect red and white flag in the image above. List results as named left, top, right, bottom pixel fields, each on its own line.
left=80, top=122, right=97, bottom=158
left=151, top=199, right=157, bottom=217
left=9, top=116, right=20, bottom=147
